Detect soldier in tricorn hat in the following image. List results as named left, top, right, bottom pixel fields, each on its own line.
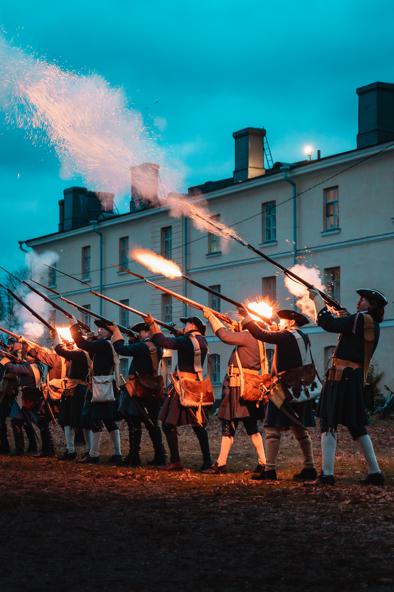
left=110, top=321, right=167, bottom=467
left=309, top=287, right=387, bottom=485
left=242, top=309, right=318, bottom=482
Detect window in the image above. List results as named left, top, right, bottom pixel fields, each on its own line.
left=324, top=346, right=336, bottom=370
left=160, top=226, right=172, bottom=259
left=208, top=285, right=221, bottom=312
left=262, top=276, right=276, bottom=301
left=120, top=358, right=129, bottom=377
left=81, top=304, right=91, bottom=328
left=48, top=263, right=57, bottom=287
left=81, top=246, right=91, bottom=279
left=323, top=186, right=339, bottom=230
left=161, top=294, right=172, bottom=323
left=324, top=267, right=340, bottom=302
left=262, top=201, right=276, bottom=242
left=119, top=299, right=129, bottom=327
left=118, top=236, right=129, bottom=269
left=209, top=353, right=221, bottom=385
left=207, top=215, right=221, bottom=255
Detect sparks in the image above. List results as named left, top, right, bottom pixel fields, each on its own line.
left=246, top=299, right=273, bottom=321
left=57, top=326, right=73, bottom=343
left=131, top=248, right=182, bottom=279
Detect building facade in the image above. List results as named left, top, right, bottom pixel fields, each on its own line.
left=22, top=82, right=394, bottom=394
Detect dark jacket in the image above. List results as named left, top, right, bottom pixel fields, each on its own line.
left=113, top=338, right=162, bottom=376
left=55, top=344, right=90, bottom=380
left=70, top=324, right=114, bottom=376
left=151, top=330, right=207, bottom=373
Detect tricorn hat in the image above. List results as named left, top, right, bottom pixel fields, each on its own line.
left=131, top=322, right=150, bottom=333
left=277, top=309, right=309, bottom=327
left=356, top=289, right=388, bottom=307
left=180, top=316, right=206, bottom=335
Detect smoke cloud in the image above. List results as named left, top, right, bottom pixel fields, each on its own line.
left=0, top=35, right=183, bottom=200
left=284, top=264, right=326, bottom=320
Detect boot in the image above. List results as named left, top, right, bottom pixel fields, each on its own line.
left=122, top=453, right=141, bottom=467
left=24, top=422, right=38, bottom=453
left=192, top=426, right=212, bottom=471
left=39, top=426, right=55, bottom=457
left=203, top=462, right=227, bottom=474
left=12, top=424, right=25, bottom=455
left=360, top=472, right=384, bottom=486
left=317, top=473, right=336, bottom=486
left=127, top=422, right=142, bottom=464
left=293, top=467, right=318, bottom=481
left=0, top=422, right=10, bottom=454
left=252, top=468, right=278, bottom=481
left=147, top=425, right=167, bottom=466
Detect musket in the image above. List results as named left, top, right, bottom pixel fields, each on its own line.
left=0, top=326, right=23, bottom=341
left=0, top=348, right=20, bottom=363
left=117, top=265, right=272, bottom=326
left=29, top=279, right=136, bottom=339
left=0, top=283, right=55, bottom=332
left=41, top=266, right=177, bottom=335
left=124, top=270, right=236, bottom=326
left=0, top=265, right=90, bottom=333
left=89, top=290, right=178, bottom=334
left=190, top=213, right=343, bottom=311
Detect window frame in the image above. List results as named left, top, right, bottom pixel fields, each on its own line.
left=323, top=186, right=339, bottom=231
left=262, top=201, right=277, bottom=243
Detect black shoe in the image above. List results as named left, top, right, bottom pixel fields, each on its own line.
left=78, top=455, right=99, bottom=464
left=122, top=454, right=141, bottom=467
left=147, top=455, right=167, bottom=467
left=252, top=468, right=277, bottom=481
left=360, top=472, right=384, bottom=486
left=202, top=462, right=227, bottom=474
left=200, top=458, right=213, bottom=471
left=37, top=450, right=55, bottom=458
left=317, top=473, right=335, bottom=486
left=109, top=454, right=123, bottom=466
left=251, top=464, right=265, bottom=477
left=293, top=467, right=318, bottom=481
left=58, top=451, right=77, bottom=461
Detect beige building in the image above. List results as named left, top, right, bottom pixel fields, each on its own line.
left=22, top=81, right=394, bottom=395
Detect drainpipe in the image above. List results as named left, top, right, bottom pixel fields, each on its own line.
left=183, top=215, right=188, bottom=317
left=92, top=223, right=104, bottom=314
left=18, top=240, right=30, bottom=254
left=281, top=165, right=297, bottom=264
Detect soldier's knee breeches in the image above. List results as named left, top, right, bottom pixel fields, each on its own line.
left=221, top=420, right=237, bottom=437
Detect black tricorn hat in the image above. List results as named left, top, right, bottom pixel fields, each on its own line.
left=277, top=309, right=309, bottom=327
left=131, top=322, right=150, bottom=333
left=180, top=316, right=206, bottom=335
left=94, top=319, right=114, bottom=330
left=356, top=289, right=388, bottom=307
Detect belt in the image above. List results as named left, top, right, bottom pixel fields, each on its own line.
left=227, top=367, right=260, bottom=376
left=327, top=358, right=362, bottom=382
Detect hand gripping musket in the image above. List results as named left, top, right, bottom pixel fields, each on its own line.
left=0, top=283, right=55, bottom=332
left=123, top=270, right=236, bottom=326
left=117, top=265, right=272, bottom=326
left=29, top=279, right=136, bottom=339
left=191, top=214, right=344, bottom=311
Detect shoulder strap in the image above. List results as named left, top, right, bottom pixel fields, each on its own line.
left=189, top=334, right=206, bottom=381
left=293, top=330, right=311, bottom=365
left=108, top=341, right=123, bottom=387
left=257, top=339, right=268, bottom=374
left=145, top=341, right=159, bottom=376
left=363, top=314, right=375, bottom=382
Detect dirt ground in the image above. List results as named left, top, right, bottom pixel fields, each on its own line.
left=0, top=418, right=394, bottom=592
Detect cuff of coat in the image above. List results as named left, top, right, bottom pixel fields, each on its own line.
left=207, top=314, right=225, bottom=334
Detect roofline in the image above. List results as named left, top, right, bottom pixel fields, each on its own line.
left=24, top=140, right=394, bottom=248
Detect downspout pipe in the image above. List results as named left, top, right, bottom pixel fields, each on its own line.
left=92, top=223, right=104, bottom=315
left=183, top=215, right=188, bottom=317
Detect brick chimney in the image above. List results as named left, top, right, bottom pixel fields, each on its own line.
left=58, top=187, right=114, bottom=232
left=357, top=82, right=394, bottom=149
left=233, top=127, right=265, bottom=182
left=130, top=163, right=160, bottom=212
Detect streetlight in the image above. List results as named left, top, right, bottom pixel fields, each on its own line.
left=303, top=145, right=314, bottom=160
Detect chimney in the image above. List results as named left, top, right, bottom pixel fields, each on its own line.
left=60, top=187, right=114, bottom=231
left=233, top=127, right=265, bottom=182
left=357, top=82, right=394, bottom=149
left=130, top=163, right=160, bottom=212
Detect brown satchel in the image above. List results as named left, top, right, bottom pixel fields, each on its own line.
left=172, top=372, right=214, bottom=408
left=124, top=340, right=164, bottom=401
left=237, top=340, right=269, bottom=402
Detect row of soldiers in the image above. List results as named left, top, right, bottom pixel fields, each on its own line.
left=0, top=286, right=388, bottom=486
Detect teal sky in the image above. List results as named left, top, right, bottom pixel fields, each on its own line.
left=0, top=0, right=393, bottom=268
